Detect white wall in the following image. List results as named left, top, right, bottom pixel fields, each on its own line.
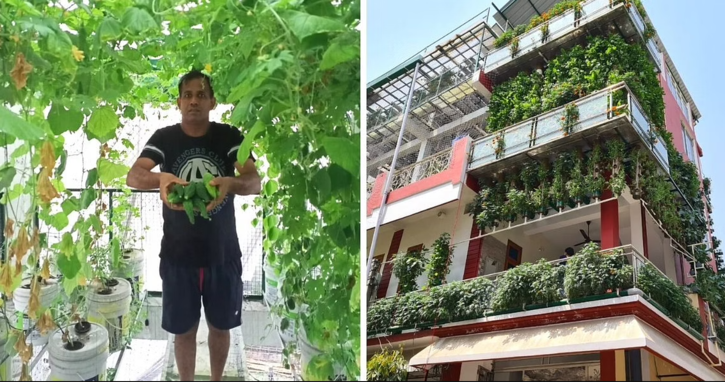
left=366, top=182, right=462, bottom=229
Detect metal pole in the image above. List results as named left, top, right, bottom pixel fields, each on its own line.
left=366, top=61, right=422, bottom=289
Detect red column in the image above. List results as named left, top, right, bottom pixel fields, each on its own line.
left=441, top=363, right=462, bottom=381
left=464, top=223, right=483, bottom=279
left=600, top=351, right=616, bottom=381
left=377, top=229, right=403, bottom=299
left=601, top=188, right=620, bottom=250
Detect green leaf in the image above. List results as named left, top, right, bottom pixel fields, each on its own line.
left=264, top=180, right=278, bottom=195
left=48, top=102, right=84, bottom=135
left=88, top=215, right=103, bottom=233
left=56, top=149, right=68, bottom=177
left=312, top=168, right=331, bottom=204
left=237, top=121, right=264, bottom=164
left=87, top=106, right=119, bottom=142
left=280, top=11, right=346, bottom=40
left=123, top=106, right=137, bottom=119
left=50, top=213, right=69, bottom=230
left=0, top=105, right=45, bottom=142
left=322, top=136, right=359, bottom=175
left=61, top=198, right=80, bottom=215
left=98, top=17, right=122, bottom=41
left=0, top=166, right=16, bottom=190
left=122, top=7, right=158, bottom=34
left=112, top=238, right=121, bottom=269
left=268, top=227, right=281, bottom=242
left=320, top=41, right=359, bottom=70
left=97, top=158, right=129, bottom=185
left=86, top=168, right=98, bottom=187
left=57, top=249, right=82, bottom=279
left=62, top=274, right=80, bottom=297
left=80, top=189, right=96, bottom=209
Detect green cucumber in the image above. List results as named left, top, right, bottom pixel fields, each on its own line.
left=195, top=182, right=212, bottom=203
left=194, top=199, right=210, bottom=220
left=183, top=183, right=196, bottom=199
left=183, top=200, right=195, bottom=224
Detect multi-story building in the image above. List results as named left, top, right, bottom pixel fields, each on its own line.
left=366, top=0, right=724, bottom=380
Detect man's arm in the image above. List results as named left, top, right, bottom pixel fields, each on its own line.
left=227, top=158, right=262, bottom=195
left=126, top=158, right=161, bottom=190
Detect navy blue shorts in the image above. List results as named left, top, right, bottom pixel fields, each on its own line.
left=160, top=257, right=243, bottom=335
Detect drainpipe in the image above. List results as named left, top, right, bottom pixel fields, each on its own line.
left=366, top=61, right=422, bottom=285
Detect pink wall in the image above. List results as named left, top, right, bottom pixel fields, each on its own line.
left=660, top=62, right=716, bottom=278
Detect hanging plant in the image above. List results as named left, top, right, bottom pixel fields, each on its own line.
left=510, top=36, right=521, bottom=59
left=566, top=151, right=587, bottom=204
left=492, top=132, right=506, bottom=159
left=392, top=247, right=429, bottom=295
left=630, top=148, right=648, bottom=199
left=608, top=140, right=627, bottom=196
left=540, top=22, right=550, bottom=43
left=585, top=144, right=605, bottom=198
left=537, top=162, right=552, bottom=214
left=505, top=188, right=528, bottom=222
left=427, top=233, right=453, bottom=288
left=560, top=103, right=580, bottom=136
left=367, top=348, right=408, bottom=382
left=551, top=153, right=568, bottom=208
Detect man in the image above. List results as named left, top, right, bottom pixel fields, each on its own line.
left=559, top=247, right=575, bottom=266
left=126, top=70, right=261, bottom=381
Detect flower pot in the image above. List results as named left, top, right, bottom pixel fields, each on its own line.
left=298, top=328, right=350, bottom=381
left=87, top=278, right=132, bottom=353
left=592, top=190, right=601, bottom=199
left=631, top=189, right=642, bottom=200
left=113, top=248, right=145, bottom=302
left=566, top=199, right=576, bottom=209
left=13, top=278, right=60, bottom=326
left=48, top=323, right=109, bottom=381
left=556, top=200, right=565, bottom=209
left=525, top=210, right=536, bottom=220
left=507, top=214, right=516, bottom=223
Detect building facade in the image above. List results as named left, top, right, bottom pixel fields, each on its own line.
left=366, top=0, right=723, bottom=380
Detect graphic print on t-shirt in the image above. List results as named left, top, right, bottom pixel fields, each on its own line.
left=171, top=147, right=228, bottom=214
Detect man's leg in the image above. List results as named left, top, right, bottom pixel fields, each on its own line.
left=160, top=258, right=203, bottom=381
left=176, top=320, right=200, bottom=381
left=207, top=322, right=230, bottom=381
left=202, top=258, right=243, bottom=381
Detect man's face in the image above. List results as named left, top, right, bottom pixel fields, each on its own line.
left=177, top=78, right=216, bottom=123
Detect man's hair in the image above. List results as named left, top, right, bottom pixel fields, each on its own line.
left=178, top=69, right=214, bottom=98
left=565, top=247, right=575, bottom=257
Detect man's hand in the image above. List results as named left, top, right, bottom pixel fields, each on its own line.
left=160, top=173, right=188, bottom=211
left=206, top=177, right=231, bottom=212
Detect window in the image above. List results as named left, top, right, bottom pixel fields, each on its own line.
left=667, top=66, right=688, bottom=119
left=682, top=124, right=697, bottom=169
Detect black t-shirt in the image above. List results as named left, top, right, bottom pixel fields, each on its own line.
left=139, top=122, right=251, bottom=268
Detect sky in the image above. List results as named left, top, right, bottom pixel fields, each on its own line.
left=366, top=0, right=725, bottom=248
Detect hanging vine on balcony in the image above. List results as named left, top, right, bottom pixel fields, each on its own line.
left=493, top=132, right=506, bottom=159
left=566, top=150, right=587, bottom=204
left=427, top=233, right=453, bottom=288
left=510, top=36, right=520, bottom=59
left=585, top=144, right=606, bottom=199
left=392, top=247, right=429, bottom=294
left=607, top=140, right=627, bottom=196
left=540, top=22, right=550, bottom=44
left=560, top=103, right=580, bottom=136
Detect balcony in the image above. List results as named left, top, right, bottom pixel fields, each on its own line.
left=468, top=82, right=669, bottom=176
left=367, top=245, right=704, bottom=341
left=483, top=0, right=662, bottom=83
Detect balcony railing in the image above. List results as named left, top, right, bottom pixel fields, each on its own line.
left=368, top=245, right=704, bottom=341
left=483, top=0, right=662, bottom=76
left=469, top=82, right=669, bottom=175
left=390, top=148, right=453, bottom=191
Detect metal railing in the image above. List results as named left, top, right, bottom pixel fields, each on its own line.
left=389, top=148, right=453, bottom=191
left=469, top=82, right=669, bottom=174
left=483, top=0, right=662, bottom=73
left=368, top=244, right=704, bottom=338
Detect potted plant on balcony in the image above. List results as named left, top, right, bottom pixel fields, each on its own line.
left=551, top=153, right=569, bottom=210
left=367, top=348, right=408, bottom=381
left=492, top=132, right=506, bottom=160
left=520, top=161, right=539, bottom=219
left=560, top=103, right=580, bottom=136
left=505, top=188, right=527, bottom=223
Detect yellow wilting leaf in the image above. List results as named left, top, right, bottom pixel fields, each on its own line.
left=205, top=63, right=212, bottom=73
left=0, top=262, right=14, bottom=297
left=40, top=140, right=56, bottom=170
left=13, top=226, right=30, bottom=260
left=41, top=258, right=51, bottom=280
left=14, top=331, right=33, bottom=364
left=37, top=310, right=56, bottom=335
left=28, top=278, right=41, bottom=320
left=10, top=53, right=33, bottom=90
left=78, top=273, right=87, bottom=286
left=38, top=167, right=60, bottom=204
left=4, top=218, right=14, bottom=238
left=71, top=45, right=85, bottom=62
left=15, top=258, right=22, bottom=275
left=32, top=228, right=40, bottom=252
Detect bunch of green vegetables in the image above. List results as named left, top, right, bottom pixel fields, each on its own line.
left=167, top=173, right=219, bottom=224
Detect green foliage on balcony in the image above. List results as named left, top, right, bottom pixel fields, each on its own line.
left=637, top=264, right=704, bottom=332
left=564, top=244, right=634, bottom=299
left=367, top=348, right=408, bottom=381
left=490, top=259, right=562, bottom=311
left=487, top=34, right=665, bottom=133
